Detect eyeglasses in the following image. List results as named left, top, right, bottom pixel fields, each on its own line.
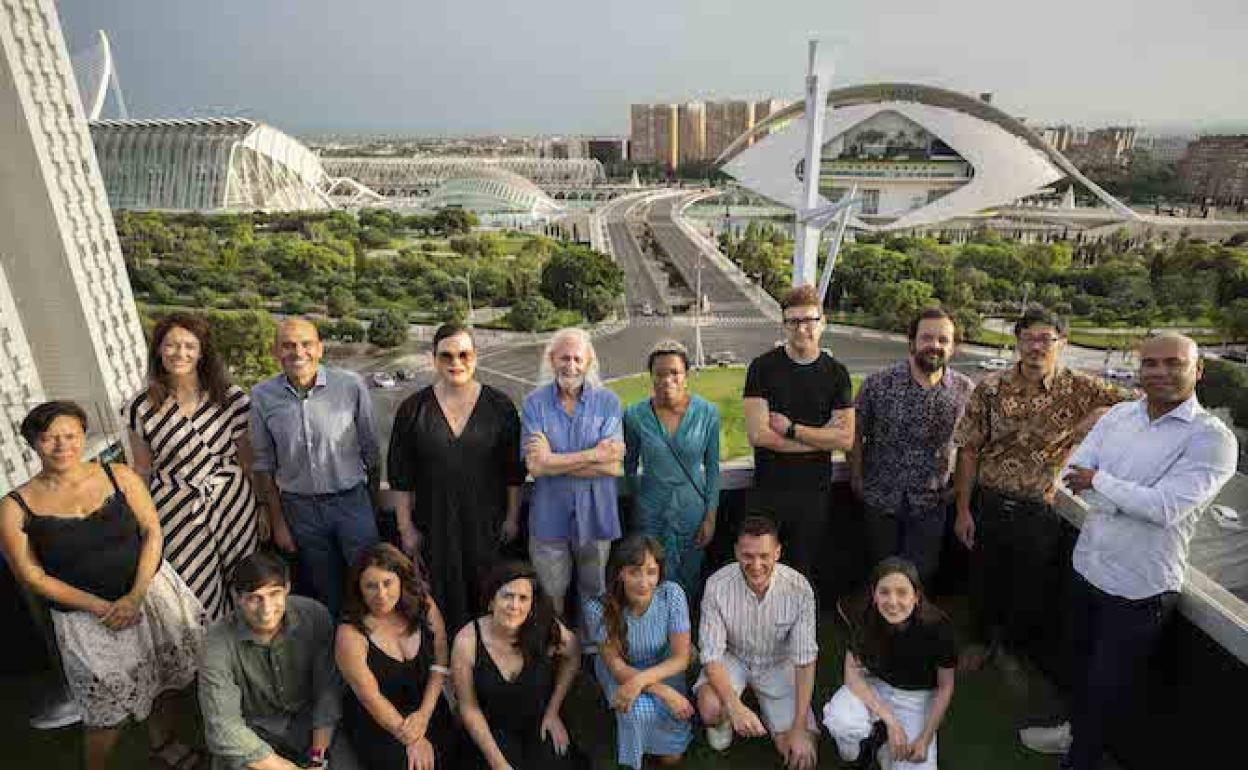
left=1018, top=334, right=1062, bottom=348
left=436, top=351, right=474, bottom=363
left=783, top=316, right=823, bottom=328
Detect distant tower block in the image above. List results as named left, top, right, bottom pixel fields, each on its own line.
left=71, top=29, right=128, bottom=120
left=0, top=1, right=147, bottom=491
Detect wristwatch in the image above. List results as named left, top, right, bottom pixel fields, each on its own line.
left=785, top=422, right=798, bottom=440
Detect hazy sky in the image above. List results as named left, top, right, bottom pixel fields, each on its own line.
left=58, top=0, right=1248, bottom=136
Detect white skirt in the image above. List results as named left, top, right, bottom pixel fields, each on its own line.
left=51, top=561, right=206, bottom=728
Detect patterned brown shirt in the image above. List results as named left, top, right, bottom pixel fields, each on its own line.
left=953, top=364, right=1127, bottom=503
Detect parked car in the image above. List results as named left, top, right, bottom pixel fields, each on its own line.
left=1100, top=367, right=1134, bottom=380
left=393, top=368, right=416, bottom=382
left=370, top=372, right=396, bottom=388
left=978, top=357, right=1010, bottom=371
left=709, top=351, right=737, bottom=367
left=640, top=302, right=655, bottom=316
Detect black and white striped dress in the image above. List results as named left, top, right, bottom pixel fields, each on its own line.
left=125, top=386, right=259, bottom=621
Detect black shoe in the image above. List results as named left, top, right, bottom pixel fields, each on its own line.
left=847, top=720, right=886, bottom=769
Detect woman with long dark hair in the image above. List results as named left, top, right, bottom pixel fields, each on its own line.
left=584, top=535, right=693, bottom=768
left=388, top=323, right=524, bottom=633
left=450, top=561, right=588, bottom=770
left=823, top=558, right=957, bottom=770
left=623, top=340, right=720, bottom=601
left=125, top=312, right=259, bottom=620
left=336, top=543, right=454, bottom=770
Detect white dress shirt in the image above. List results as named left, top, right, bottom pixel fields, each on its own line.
left=1069, top=395, right=1238, bottom=600
left=699, top=562, right=819, bottom=670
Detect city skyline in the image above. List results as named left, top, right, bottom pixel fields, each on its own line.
left=60, top=0, right=1248, bottom=137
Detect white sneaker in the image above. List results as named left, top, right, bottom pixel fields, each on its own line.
left=29, top=697, right=82, bottom=730
left=706, top=721, right=733, bottom=751
left=1019, top=721, right=1072, bottom=755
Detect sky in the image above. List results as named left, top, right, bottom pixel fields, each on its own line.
left=58, top=0, right=1248, bottom=137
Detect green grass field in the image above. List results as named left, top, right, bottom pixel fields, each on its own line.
left=607, top=368, right=862, bottom=463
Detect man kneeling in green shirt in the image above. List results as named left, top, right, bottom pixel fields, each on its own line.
left=199, top=552, right=353, bottom=770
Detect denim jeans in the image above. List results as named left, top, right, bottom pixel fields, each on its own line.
left=1067, top=571, right=1177, bottom=770
left=863, top=499, right=948, bottom=584
left=279, top=484, right=378, bottom=617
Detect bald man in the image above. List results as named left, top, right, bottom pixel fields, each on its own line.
left=1022, top=335, right=1237, bottom=769
left=250, top=318, right=380, bottom=616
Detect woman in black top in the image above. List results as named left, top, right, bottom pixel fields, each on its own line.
left=388, top=323, right=525, bottom=634
left=822, top=557, right=956, bottom=770
left=336, top=543, right=454, bottom=770
left=450, top=562, right=588, bottom=770
left=0, top=402, right=205, bottom=770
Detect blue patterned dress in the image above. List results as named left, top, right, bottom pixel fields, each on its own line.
left=623, top=396, right=720, bottom=599
left=584, top=581, right=693, bottom=768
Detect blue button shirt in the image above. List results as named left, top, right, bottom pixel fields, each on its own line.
left=250, top=366, right=380, bottom=495
left=521, top=382, right=623, bottom=543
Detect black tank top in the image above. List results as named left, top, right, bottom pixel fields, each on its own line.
left=10, top=464, right=141, bottom=610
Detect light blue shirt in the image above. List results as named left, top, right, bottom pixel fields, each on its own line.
left=521, top=381, right=622, bottom=543
left=250, top=366, right=380, bottom=495
left=1069, top=395, right=1238, bottom=599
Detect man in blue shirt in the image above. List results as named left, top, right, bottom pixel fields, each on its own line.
left=251, top=318, right=380, bottom=616
left=522, top=327, right=623, bottom=618
left=1022, top=334, right=1237, bottom=768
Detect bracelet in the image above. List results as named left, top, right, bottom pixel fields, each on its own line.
left=430, top=664, right=450, bottom=675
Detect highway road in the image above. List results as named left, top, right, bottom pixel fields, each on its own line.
left=647, top=194, right=762, bottom=317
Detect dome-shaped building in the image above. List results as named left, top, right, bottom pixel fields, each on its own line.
left=423, top=166, right=564, bottom=219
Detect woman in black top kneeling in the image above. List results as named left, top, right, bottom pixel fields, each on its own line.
left=451, top=561, right=589, bottom=770
left=822, top=557, right=956, bottom=769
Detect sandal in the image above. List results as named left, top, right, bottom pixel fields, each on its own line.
left=150, top=736, right=206, bottom=770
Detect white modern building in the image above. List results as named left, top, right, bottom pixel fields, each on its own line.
left=718, top=83, right=1138, bottom=232
left=322, top=156, right=607, bottom=196
left=422, top=166, right=564, bottom=220
left=90, top=118, right=343, bottom=211
left=0, top=1, right=147, bottom=491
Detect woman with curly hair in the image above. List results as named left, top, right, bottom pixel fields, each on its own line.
left=336, top=543, right=454, bottom=770
left=584, top=535, right=693, bottom=768
left=124, top=312, right=259, bottom=620
left=451, top=561, right=588, bottom=769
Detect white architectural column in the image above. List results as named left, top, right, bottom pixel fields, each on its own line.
left=0, top=0, right=146, bottom=490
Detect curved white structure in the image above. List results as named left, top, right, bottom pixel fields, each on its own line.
left=70, top=30, right=127, bottom=121
left=90, top=118, right=340, bottom=211
left=322, top=156, right=606, bottom=194
left=719, top=83, right=1139, bottom=232
left=422, top=166, right=564, bottom=218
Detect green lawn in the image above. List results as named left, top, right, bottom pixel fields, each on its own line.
left=607, top=368, right=862, bottom=463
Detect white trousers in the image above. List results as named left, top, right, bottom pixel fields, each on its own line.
left=822, top=678, right=937, bottom=770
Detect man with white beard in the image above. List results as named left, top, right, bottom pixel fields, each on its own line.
left=522, top=328, right=624, bottom=624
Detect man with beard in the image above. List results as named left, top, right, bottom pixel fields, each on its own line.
left=1022, top=334, right=1236, bottom=766
left=850, top=308, right=973, bottom=584
left=952, top=309, right=1126, bottom=677
left=522, top=327, right=624, bottom=622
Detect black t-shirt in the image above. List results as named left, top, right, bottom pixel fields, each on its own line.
left=851, top=616, right=957, bottom=691
left=743, top=346, right=853, bottom=490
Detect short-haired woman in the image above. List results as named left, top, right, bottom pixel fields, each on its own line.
left=623, top=340, right=720, bottom=601
left=583, top=535, right=694, bottom=768
left=125, top=312, right=259, bottom=620
left=337, top=543, right=454, bottom=770
left=823, top=558, right=957, bottom=769
left=0, top=402, right=205, bottom=770
left=451, top=561, right=589, bottom=769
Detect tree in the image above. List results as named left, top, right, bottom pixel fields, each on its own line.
left=335, top=318, right=366, bottom=343
left=1218, top=298, right=1248, bottom=342
left=326, top=286, right=357, bottom=318
left=873, top=280, right=935, bottom=331
left=368, top=309, right=408, bottom=348
left=506, top=295, right=557, bottom=332
left=539, top=246, right=624, bottom=317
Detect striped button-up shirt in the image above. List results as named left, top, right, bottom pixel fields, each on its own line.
left=699, top=562, right=818, bottom=670
left=1069, top=396, right=1237, bottom=599
left=250, top=366, right=380, bottom=495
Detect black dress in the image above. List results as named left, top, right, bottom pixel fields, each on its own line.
left=387, top=385, right=524, bottom=632
left=467, top=619, right=588, bottom=770
left=341, top=620, right=454, bottom=770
